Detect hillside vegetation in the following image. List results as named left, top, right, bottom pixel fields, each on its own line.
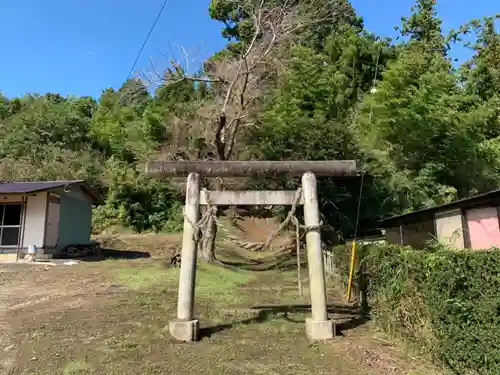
left=1, top=0, right=500, bottom=242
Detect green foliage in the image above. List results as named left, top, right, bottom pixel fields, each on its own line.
left=208, top=0, right=362, bottom=53
left=397, top=0, right=446, bottom=54
left=162, top=201, right=185, bottom=233
left=335, top=243, right=500, bottom=374
left=0, top=93, right=10, bottom=119
left=0, top=94, right=92, bottom=157
left=93, top=159, right=183, bottom=233
left=89, top=83, right=157, bottom=161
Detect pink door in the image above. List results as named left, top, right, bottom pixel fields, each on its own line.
left=466, top=207, right=500, bottom=249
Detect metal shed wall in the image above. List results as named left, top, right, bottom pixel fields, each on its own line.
left=465, top=206, right=500, bottom=249
left=55, top=187, right=93, bottom=251
left=434, top=209, right=465, bottom=249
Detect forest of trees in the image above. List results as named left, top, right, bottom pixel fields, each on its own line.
left=0, top=0, right=499, bottom=245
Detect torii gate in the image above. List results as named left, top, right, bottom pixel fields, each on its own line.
left=147, top=160, right=358, bottom=342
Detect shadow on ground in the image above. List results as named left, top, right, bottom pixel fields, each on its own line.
left=101, top=248, right=151, bottom=260
left=57, top=248, right=151, bottom=262
left=199, top=303, right=369, bottom=339
left=218, top=252, right=300, bottom=271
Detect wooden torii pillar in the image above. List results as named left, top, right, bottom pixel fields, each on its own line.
left=147, top=160, right=358, bottom=342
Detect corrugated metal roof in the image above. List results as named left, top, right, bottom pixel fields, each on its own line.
left=379, top=188, right=500, bottom=226
left=0, top=180, right=83, bottom=194
left=0, top=180, right=103, bottom=204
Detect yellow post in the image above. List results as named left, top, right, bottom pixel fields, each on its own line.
left=346, top=240, right=357, bottom=302
left=347, top=171, right=365, bottom=302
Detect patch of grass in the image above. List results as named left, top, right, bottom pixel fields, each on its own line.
left=111, top=260, right=254, bottom=305
left=63, top=359, right=92, bottom=375
left=196, top=262, right=253, bottom=304
left=112, top=262, right=175, bottom=291
left=238, top=313, right=304, bottom=334
left=134, top=294, right=161, bottom=308
left=105, top=336, right=140, bottom=352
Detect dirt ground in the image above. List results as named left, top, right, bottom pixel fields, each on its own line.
left=0, top=231, right=447, bottom=375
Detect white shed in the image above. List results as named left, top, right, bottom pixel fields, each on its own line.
left=0, top=180, right=102, bottom=259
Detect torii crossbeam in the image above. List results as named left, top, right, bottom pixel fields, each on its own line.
left=146, top=160, right=359, bottom=342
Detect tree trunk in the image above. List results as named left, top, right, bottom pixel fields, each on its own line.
left=228, top=205, right=238, bottom=225
left=198, top=207, right=217, bottom=261
left=198, top=116, right=226, bottom=262
left=198, top=176, right=223, bottom=261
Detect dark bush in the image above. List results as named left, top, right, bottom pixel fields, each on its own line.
left=332, top=243, right=500, bottom=374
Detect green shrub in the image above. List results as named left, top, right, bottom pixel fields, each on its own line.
left=423, top=250, right=500, bottom=373
left=93, top=174, right=183, bottom=233
left=333, top=243, right=500, bottom=374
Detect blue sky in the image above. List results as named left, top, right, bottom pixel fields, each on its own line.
left=0, top=0, right=498, bottom=99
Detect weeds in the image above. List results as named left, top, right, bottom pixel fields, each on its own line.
left=111, top=260, right=254, bottom=305
left=63, top=359, right=92, bottom=375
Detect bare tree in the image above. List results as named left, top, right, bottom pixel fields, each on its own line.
left=155, top=0, right=350, bottom=260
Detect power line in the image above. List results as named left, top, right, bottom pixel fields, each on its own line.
left=125, top=0, right=170, bottom=81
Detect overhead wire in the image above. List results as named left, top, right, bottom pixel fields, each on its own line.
left=346, top=42, right=382, bottom=302
left=368, top=41, right=381, bottom=128
left=125, top=0, right=170, bottom=82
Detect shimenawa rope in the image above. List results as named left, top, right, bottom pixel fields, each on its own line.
left=183, top=187, right=321, bottom=299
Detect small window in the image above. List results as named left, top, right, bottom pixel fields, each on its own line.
left=1, top=227, right=19, bottom=246
left=3, top=205, right=22, bottom=226
left=0, top=204, right=23, bottom=247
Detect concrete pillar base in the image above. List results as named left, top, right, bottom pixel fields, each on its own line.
left=169, top=319, right=199, bottom=342
left=305, top=317, right=336, bottom=341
